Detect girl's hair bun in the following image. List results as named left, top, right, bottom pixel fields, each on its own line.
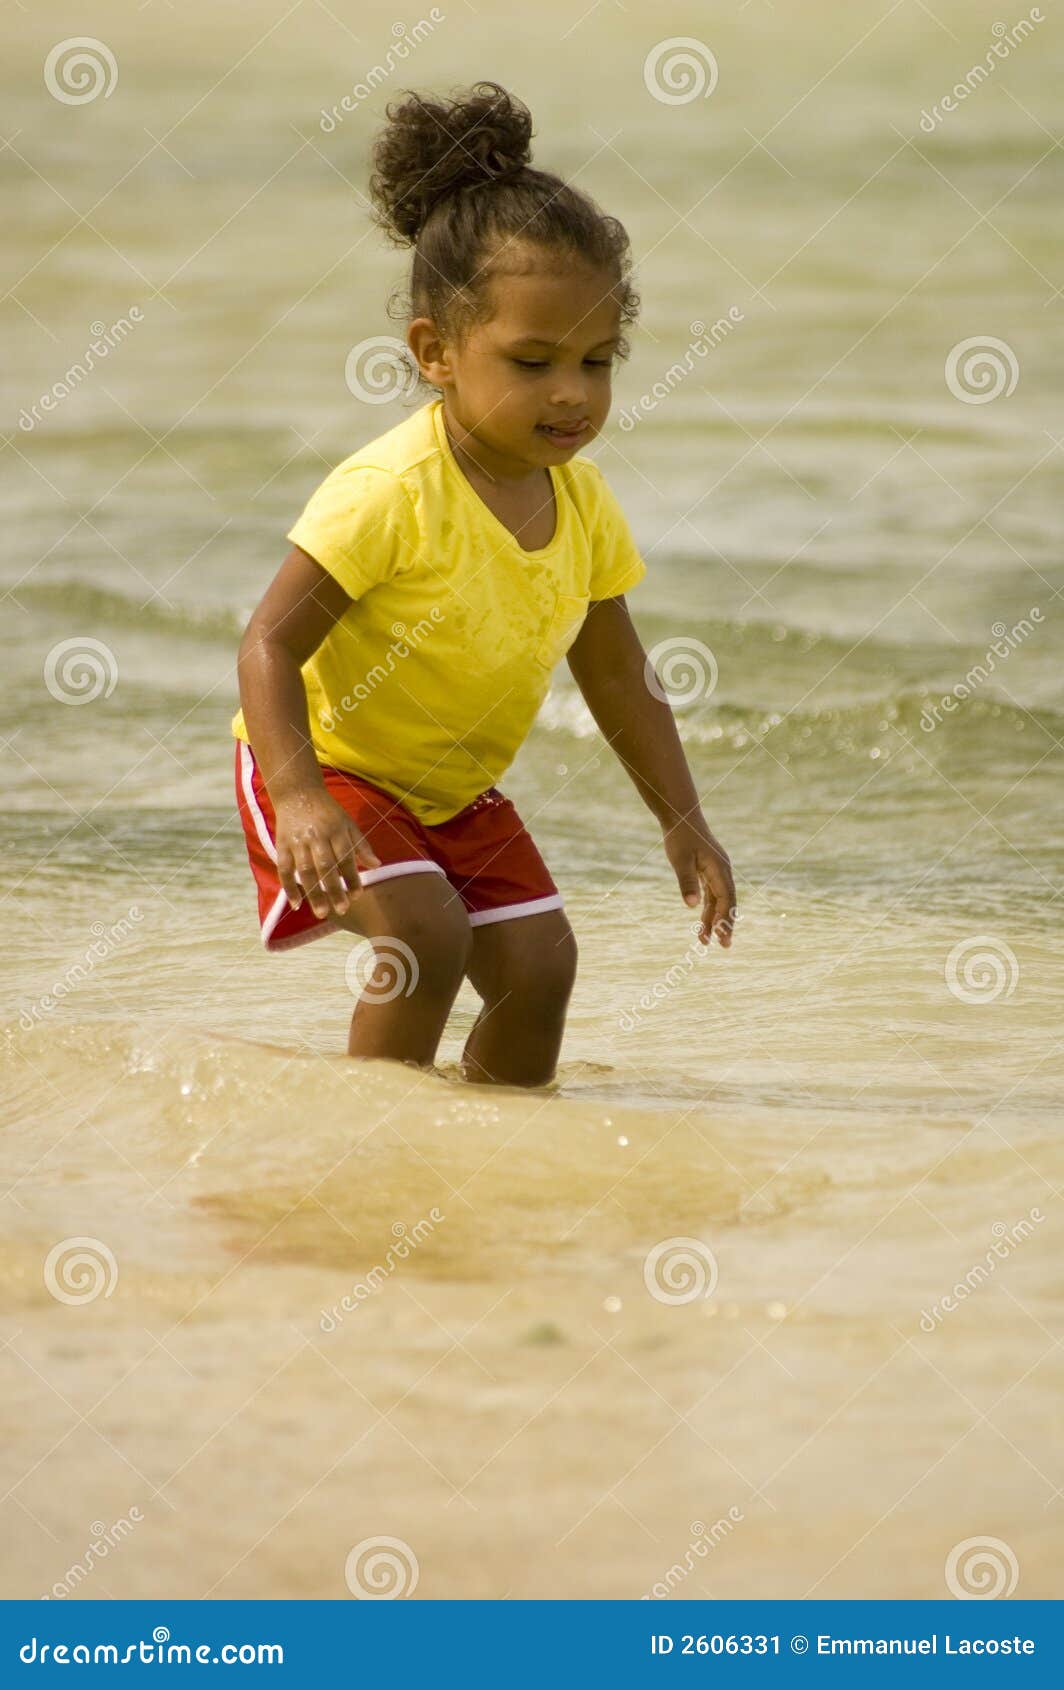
left=368, top=77, right=639, bottom=362
left=369, top=80, right=534, bottom=246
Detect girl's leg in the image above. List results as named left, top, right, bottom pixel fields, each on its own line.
left=334, top=872, right=472, bottom=1067
left=459, top=909, right=578, bottom=1087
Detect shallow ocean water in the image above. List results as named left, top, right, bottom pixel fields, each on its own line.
left=2, top=0, right=1062, bottom=1599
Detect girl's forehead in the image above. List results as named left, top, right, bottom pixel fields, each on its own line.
left=482, top=264, right=622, bottom=343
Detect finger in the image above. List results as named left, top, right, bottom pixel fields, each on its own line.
left=718, top=867, right=739, bottom=946
left=331, top=834, right=368, bottom=898
left=674, top=853, right=701, bottom=908
left=293, top=846, right=332, bottom=919
left=309, top=840, right=351, bottom=917
left=700, top=872, right=735, bottom=949
left=351, top=827, right=381, bottom=870
left=701, top=850, right=736, bottom=938
left=698, top=888, right=715, bottom=945
left=292, top=847, right=322, bottom=914
left=276, top=844, right=303, bottom=909
left=708, top=882, right=738, bottom=948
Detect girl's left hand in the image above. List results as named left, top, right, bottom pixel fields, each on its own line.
left=662, top=814, right=737, bottom=948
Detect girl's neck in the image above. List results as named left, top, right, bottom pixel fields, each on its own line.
left=437, top=397, right=541, bottom=491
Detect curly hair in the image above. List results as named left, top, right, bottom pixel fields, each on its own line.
left=368, top=80, right=639, bottom=356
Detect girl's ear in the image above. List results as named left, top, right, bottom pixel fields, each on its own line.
left=408, top=317, right=452, bottom=388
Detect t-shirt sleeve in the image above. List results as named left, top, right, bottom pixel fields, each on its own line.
left=286, top=462, right=419, bottom=600
left=587, top=467, right=648, bottom=600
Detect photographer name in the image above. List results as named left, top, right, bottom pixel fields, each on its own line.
left=817, top=1634, right=1034, bottom=1656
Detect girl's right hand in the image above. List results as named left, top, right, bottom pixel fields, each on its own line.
left=273, top=788, right=382, bottom=919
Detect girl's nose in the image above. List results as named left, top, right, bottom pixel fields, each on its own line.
left=549, top=378, right=589, bottom=410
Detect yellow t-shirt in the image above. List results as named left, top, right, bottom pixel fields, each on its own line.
left=231, top=397, right=647, bottom=824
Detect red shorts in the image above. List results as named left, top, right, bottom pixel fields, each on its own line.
left=234, top=741, right=563, bottom=953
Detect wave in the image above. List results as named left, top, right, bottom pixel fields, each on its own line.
left=4, top=1019, right=1058, bottom=1306
left=16, top=580, right=246, bottom=644
left=0, top=1019, right=831, bottom=1285
left=618, top=407, right=1006, bottom=445
left=11, top=585, right=928, bottom=666
left=543, top=678, right=1064, bottom=748
left=16, top=586, right=1060, bottom=747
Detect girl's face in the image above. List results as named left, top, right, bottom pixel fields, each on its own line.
left=413, top=246, right=623, bottom=476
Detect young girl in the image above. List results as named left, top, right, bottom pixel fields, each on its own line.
left=233, top=81, right=736, bottom=1088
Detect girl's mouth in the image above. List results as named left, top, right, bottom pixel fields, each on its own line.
left=537, top=420, right=591, bottom=447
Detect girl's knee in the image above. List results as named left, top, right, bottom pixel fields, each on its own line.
left=500, top=922, right=578, bottom=1015
left=340, top=879, right=473, bottom=999
left=394, top=900, right=472, bottom=998
left=542, top=922, right=578, bottom=1001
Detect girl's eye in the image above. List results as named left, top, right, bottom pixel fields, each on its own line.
left=511, top=357, right=615, bottom=370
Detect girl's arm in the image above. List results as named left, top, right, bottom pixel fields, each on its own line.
left=566, top=596, right=737, bottom=948
left=237, top=547, right=381, bottom=920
